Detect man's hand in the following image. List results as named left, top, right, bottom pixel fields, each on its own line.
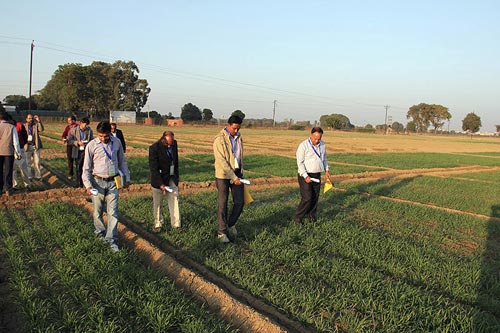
left=86, top=187, right=92, bottom=195
left=233, top=178, right=242, bottom=186
left=305, top=176, right=311, bottom=183
left=123, top=181, right=130, bottom=189
left=325, top=170, right=331, bottom=181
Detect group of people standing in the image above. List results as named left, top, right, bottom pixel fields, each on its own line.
left=0, top=110, right=45, bottom=196
left=212, top=116, right=331, bottom=242
left=2, top=112, right=331, bottom=253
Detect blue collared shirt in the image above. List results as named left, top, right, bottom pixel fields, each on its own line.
left=296, top=138, right=329, bottom=178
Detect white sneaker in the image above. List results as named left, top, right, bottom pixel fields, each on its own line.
left=217, top=233, right=230, bottom=243
left=228, top=226, right=237, bottom=237
left=110, top=243, right=120, bottom=252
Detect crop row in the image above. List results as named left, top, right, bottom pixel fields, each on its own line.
left=119, top=178, right=500, bottom=332
left=0, top=204, right=235, bottom=332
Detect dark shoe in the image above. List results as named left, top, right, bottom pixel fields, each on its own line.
left=152, top=226, right=162, bottom=233
left=309, top=215, right=317, bottom=223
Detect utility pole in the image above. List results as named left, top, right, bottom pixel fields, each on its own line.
left=29, top=40, right=34, bottom=112
left=272, top=100, right=277, bottom=127
left=384, top=104, right=390, bottom=134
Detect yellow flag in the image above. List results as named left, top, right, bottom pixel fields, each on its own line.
left=243, top=186, right=254, bottom=205
left=323, top=178, right=333, bottom=194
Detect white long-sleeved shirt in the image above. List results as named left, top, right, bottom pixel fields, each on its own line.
left=296, top=138, right=329, bottom=178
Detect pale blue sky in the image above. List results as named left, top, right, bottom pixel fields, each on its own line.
left=1, top=0, right=499, bottom=131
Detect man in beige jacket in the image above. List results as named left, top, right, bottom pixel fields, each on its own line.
left=213, top=115, right=244, bottom=243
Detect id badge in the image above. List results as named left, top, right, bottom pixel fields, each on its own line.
left=234, top=157, right=239, bottom=169
left=170, top=164, right=175, bottom=176
left=28, top=134, right=33, bottom=142
left=79, top=145, right=84, bottom=151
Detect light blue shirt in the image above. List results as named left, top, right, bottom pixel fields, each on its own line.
left=82, top=136, right=130, bottom=189
left=296, top=138, right=329, bottom=178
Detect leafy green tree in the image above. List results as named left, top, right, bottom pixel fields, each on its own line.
left=36, top=60, right=150, bottom=118
left=365, top=124, right=373, bottom=129
left=495, top=125, right=500, bottom=133
left=406, top=121, right=416, bottom=133
left=462, top=112, right=482, bottom=133
left=202, top=108, right=213, bottom=121
left=2, top=95, right=35, bottom=110
left=180, top=103, right=202, bottom=121
left=231, top=110, right=245, bottom=120
left=166, top=112, right=175, bottom=119
left=320, top=114, right=353, bottom=130
left=391, top=121, right=405, bottom=133
left=406, top=103, right=450, bottom=133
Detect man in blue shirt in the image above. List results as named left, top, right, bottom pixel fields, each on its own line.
left=82, top=121, right=130, bottom=252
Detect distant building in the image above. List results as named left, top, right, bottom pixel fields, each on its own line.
left=167, top=119, right=183, bottom=126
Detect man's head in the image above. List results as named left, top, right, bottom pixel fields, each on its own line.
left=309, top=127, right=324, bottom=145
left=110, top=122, right=117, bottom=133
left=26, top=113, right=34, bottom=124
left=161, top=131, right=175, bottom=146
left=68, top=116, right=76, bottom=125
left=96, top=121, right=112, bottom=144
left=79, top=117, right=90, bottom=130
left=226, top=115, right=242, bottom=137
left=0, top=111, right=8, bottom=121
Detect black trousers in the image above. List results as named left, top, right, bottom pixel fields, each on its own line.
left=0, top=155, right=15, bottom=193
left=216, top=178, right=244, bottom=235
left=294, top=172, right=321, bottom=222
left=66, top=145, right=74, bottom=177
left=76, top=150, right=85, bottom=187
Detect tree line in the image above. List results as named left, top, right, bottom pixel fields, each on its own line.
left=0, top=60, right=491, bottom=132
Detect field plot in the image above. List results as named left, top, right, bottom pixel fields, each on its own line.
left=2, top=123, right=500, bottom=332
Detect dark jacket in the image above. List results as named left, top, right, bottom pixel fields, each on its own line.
left=113, top=129, right=126, bottom=153
left=149, top=139, right=179, bottom=188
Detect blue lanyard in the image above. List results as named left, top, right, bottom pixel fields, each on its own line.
left=100, top=140, right=114, bottom=160
left=308, top=139, right=322, bottom=160
left=80, top=129, right=85, bottom=140
left=28, top=125, right=33, bottom=135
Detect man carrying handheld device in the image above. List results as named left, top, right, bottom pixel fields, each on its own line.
left=294, top=127, right=331, bottom=226
left=82, top=121, right=130, bottom=252
left=213, top=115, right=245, bottom=243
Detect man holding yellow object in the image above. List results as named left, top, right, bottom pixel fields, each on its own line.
left=294, top=127, right=331, bottom=226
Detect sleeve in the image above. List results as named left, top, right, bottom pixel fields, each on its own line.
left=12, top=128, right=22, bottom=156
left=174, top=141, right=179, bottom=185
left=116, top=140, right=130, bottom=182
left=82, top=142, right=94, bottom=189
left=149, top=143, right=161, bottom=188
left=322, top=142, right=329, bottom=171
left=296, top=141, right=308, bottom=178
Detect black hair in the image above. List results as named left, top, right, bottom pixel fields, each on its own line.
left=96, top=121, right=111, bottom=134
left=81, top=117, right=90, bottom=124
left=311, top=127, right=324, bottom=134
left=227, top=115, right=242, bottom=125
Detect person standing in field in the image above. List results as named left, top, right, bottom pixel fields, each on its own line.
left=149, top=130, right=181, bottom=232
left=67, top=117, right=93, bottom=188
left=213, top=115, right=245, bottom=243
left=0, top=111, right=23, bottom=196
left=24, top=113, right=44, bottom=180
left=12, top=116, right=31, bottom=189
left=110, top=123, right=126, bottom=153
left=61, top=115, right=77, bottom=179
left=294, top=127, right=331, bottom=226
left=82, top=121, right=130, bottom=252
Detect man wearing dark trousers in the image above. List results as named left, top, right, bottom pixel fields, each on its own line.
left=111, top=123, right=126, bottom=153
left=213, top=115, right=245, bottom=243
left=294, top=127, right=331, bottom=225
left=62, top=116, right=77, bottom=179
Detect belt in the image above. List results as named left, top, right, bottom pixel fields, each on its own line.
left=93, top=175, right=117, bottom=181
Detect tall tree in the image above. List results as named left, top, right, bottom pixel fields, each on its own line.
left=320, top=114, right=353, bottom=130
left=496, top=125, right=500, bottom=133
left=391, top=121, right=405, bottom=133
left=202, top=108, right=213, bottom=121
left=180, top=103, right=202, bottom=121
left=36, top=60, right=150, bottom=118
left=462, top=112, right=482, bottom=133
left=2, top=95, right=33, bottom=110
left=406, top=103, right=451, bottom=134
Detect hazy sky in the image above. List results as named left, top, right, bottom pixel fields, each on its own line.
left=1, top=0, right=498, bottom=131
